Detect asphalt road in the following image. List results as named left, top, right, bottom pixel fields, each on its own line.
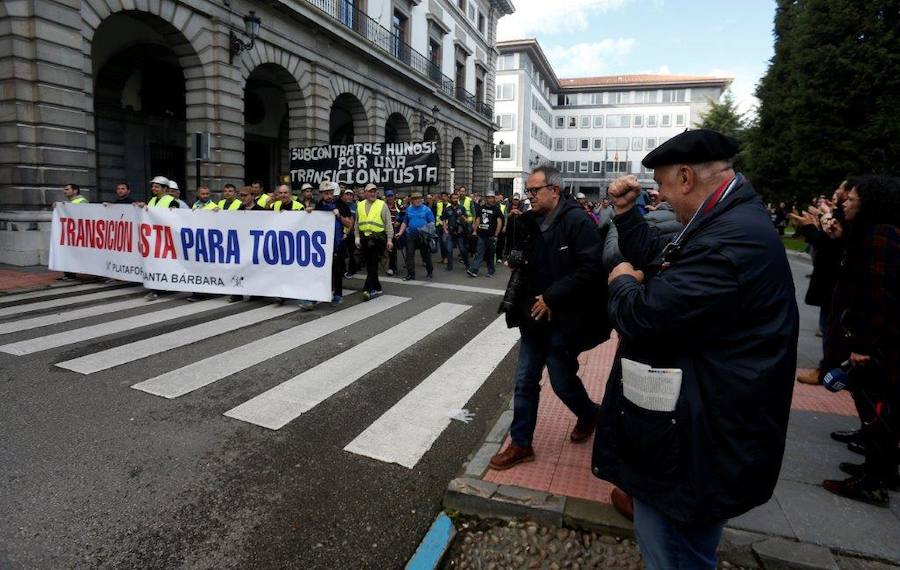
left=0, top=263, right=519, bottom=569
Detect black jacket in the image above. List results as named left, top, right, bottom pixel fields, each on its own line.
left=592, top=176, right=799, bottom=524
left=797, top=225, right=842, bottom=307
left=602, top=202, right=683, bottom=272
left=513, top=199, right=610, bottom=353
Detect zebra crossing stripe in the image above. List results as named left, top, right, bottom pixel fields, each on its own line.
left=223, top=302, right=470, bottom=430
left=0, top=296, right=166, bottom=335
left=0, top=298, right=230, bottom=356
left=0, top=283, right=121, bottom=304
left=0, top=287, right=140, bottom=318
left=344, top=315, right=519, bottom=468
left=349, top=275, right=505, bottom=296
left=56, top=303, right=300, bottom=374
left=131, top=294, right=407, bottom=399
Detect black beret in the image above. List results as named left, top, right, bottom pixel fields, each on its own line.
left=641, top=129, right=739, bottom=169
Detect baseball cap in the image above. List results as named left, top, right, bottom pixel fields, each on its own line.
left=385, top=190, right=395, bottom=197
left=150, top=176, right=170, bottom=186
left=576, top=192, right=586, bottom=199
left=364, top=183, right=378, bottom=192
left=485, top=190, right=496, bottom=197
left=342, top=188, right=354, bottom=195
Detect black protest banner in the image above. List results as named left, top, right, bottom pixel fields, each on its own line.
left=290, top=142, right=439, bottom=189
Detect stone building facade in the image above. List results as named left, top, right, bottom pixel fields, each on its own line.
left=0, top=0, right=513, bottom=263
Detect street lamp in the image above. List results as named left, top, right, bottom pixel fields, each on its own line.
left=230, top=10, right=261, bottom=64
left=419, top=105, right=440, bottom=130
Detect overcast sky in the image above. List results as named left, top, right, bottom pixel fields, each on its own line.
left=496, top=0, right=777, bottom=115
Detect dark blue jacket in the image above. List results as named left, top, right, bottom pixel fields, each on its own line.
left=592, top=175, right=799, bottom=524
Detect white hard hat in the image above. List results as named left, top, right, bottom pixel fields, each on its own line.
left=150, top=176, right=170, bottom=186
left=576, top=192, right=586, bottom=199
left=302, top=183, right=314, bottom=191
left=168, top=180, right=179, bottom=191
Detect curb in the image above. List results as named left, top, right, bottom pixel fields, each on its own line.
left=444, top=399, right=900, bottom=570
left=405, top=512, right=456, bottom=570
left=0, top=278, right=100, bottom=297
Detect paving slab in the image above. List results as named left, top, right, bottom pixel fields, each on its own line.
left=728, top=495, right=796, bottom=539
left=753, top=537, right=839, bottom=570
left=718, top=528, right=767, bottom=569
left=775, top=479, right=900, bottom=564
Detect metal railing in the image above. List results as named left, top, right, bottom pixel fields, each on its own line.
left=305, top=0, right=493, bottom=121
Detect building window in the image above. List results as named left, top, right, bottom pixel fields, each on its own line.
left=580, top=116, right=591, bottom=128
left=592, top=161, right=602, bottom=173
left=675, top=113, right=685, bottom=127
left=662, top=89, right=686, bottom=103
left=494, top=143, right=513, bottom=159
left=555, top=116, right=565, bottom=128
left=592, top=115, right=603, bottom=128
left=633, top=115, right=643, bottom=127
left=567, top=116, right=577, bottom=128
left=580, top=138, right=589, bottom=150
left=457, top=0, right=466, bottom=11
left=392, top=10, right=410, bottom=62
left=605, top=161, right=631, bottom=173
left=496, top=83, right=515, bottom=101
left=606, top=114, right=631, bottom=128
left=567, top=161, right=576, bottom=172
left=612, top=91, right=630, bottom=104
left=496, top=114, right=514, bottom=130
left=592, top=138, right=602, bottom=150
left=579, top=161, right=589, bottom=173
left=467, top=3, right=476, bottom=20
left=477, top=12, right=485, bottom=33
left=661, top=114, right=671, bottom=127
left=496, top=54, right=514, bottom=71
left=646, top=138, right=657, bottom=150
left=566, top=138, right=577, bottom=151
left=605, top=137, right=629, bottom=150
left=554, top=138, right=564, bottom=151
left=632, top=137, right=642, bottom=151
left=646, top=115, right=657, bottom=127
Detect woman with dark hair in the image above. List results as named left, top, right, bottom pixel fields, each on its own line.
left=821, top=175, right=900, bottom=507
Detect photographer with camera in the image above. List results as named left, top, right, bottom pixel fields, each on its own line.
left=489, top=165, right=610, bottom=471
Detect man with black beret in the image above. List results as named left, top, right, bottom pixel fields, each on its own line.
left=593, top=129, right=799, bottom=568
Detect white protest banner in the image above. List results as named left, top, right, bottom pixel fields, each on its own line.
left=49, top=203, right=335, bottom=301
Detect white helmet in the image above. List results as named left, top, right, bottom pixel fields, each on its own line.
left=150, top=175, right=170, bottom=186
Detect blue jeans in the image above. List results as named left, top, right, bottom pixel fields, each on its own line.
left=510, top=327, right=597, bottom=447
left=468, top=235, right=495, bottom=276
left=445, top=233, right=469, bottom=271
left=633, top=498, right=725, bottom=570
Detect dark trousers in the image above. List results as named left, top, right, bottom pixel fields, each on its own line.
left=360, top=235, right=385, bottom=292
left=332, top=247, right=345, bottom=296
left=510, top=326, right=598, bottom=447
left=469, top=235, right=496, bottom=276
left=496, top=232, right=507, bottom=261
left=344, top=236, right=359, bottom=275
left=851, top=366, right=900, bottom=484
left=404, top=232, right=433, bottom=278
left=444, top=233, right=469, bottom=271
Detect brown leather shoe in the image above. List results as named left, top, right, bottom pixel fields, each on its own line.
left=570, top=414, right=599, bottom=443
left=796, top=368, right=821, bottom=385
left=610, top=487, right=634, bottom=521
left=489, top=444, right=535, bottom=471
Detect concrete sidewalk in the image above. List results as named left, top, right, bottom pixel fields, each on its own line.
left=445, top=257, right=900, bottom=568
left=0, top=264, right=72, bottom=294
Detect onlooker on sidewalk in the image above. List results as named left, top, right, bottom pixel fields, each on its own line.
left=821, top=175, right=900, bottom=507
left=354, top=183, right=393, bottom=300
left=489, top=164, right=610, bottom=471
left=596, top=130, right=799, bottom=570
left=790, top=182, right=847, bottom=384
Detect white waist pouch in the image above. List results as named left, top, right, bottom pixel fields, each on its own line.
left=621, top=358, right=683, bottom=412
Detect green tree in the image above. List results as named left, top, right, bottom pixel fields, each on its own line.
left=747, top=0, right=900, bottom=202
left=698, top=91, right=746, bottom=139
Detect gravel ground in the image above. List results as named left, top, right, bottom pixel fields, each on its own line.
left=441, top=517, right=749, bottom=570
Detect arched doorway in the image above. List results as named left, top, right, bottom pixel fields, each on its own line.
left=451, top=137, right=466, bottom=192
left=472, top=145, right=486, bottom=192
left=244, top=64, right=305, bottom=192
left=384, top=112, right=411, bottom=143
left=330, top=93, right=369, bottom=145
left=92, top=12, right=199, bottom=201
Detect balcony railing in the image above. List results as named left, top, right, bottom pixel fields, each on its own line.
left=304, top=0, right=493, bottom=121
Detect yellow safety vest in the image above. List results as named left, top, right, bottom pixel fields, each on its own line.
left=257, top=194, right=271, bottom=209
left=69, top=195, right=88, bottom=204
left=149, top=194, right=175, bottom=208
left=357, top=199, right=386, bottom=236
left=500, top=203, right=507, bottom=215
left=193, top=200, right=217, bottom=210
left=435, top=201, right=445, bottom=223
left=460, top=196, right=475, bottom=221
left=218, top=198, right=241, bottom=211
left=273, top=199, right=303, bottom=212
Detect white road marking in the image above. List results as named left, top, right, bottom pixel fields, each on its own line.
left=0, top=296, right=166, bottom=335
left=0, top=298, right=230, bottom=356
left=131, top=294, right=405, bottom=399
left=0, top=283, right=120, bottom=304
left=223, top=302, right=470, bottom=430
left=0, top=287, right=140, bottom=318
left=348, top=275, right=504, bottom=296
left=344, top=315, right=519, bottom=468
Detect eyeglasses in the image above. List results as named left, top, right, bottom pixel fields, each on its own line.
left=525, top=184, right=552, bottom=195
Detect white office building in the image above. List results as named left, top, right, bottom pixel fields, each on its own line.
left=492, top=39, right=732, bottom=198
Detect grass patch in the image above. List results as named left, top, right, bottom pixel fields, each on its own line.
left=782, top=236, right=806, bottom=252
